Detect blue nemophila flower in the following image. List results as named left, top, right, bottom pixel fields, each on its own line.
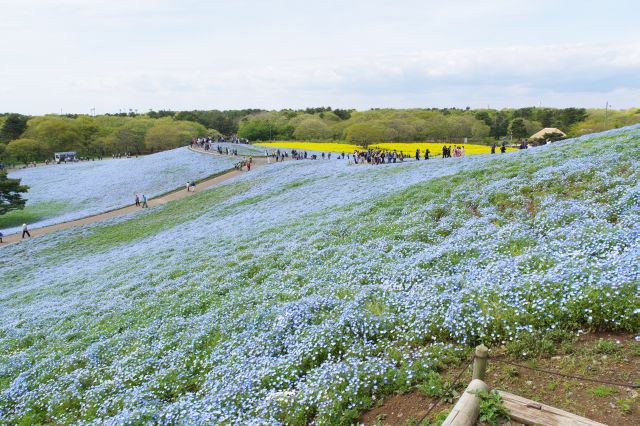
left=0, top=126, right=638, bottom=424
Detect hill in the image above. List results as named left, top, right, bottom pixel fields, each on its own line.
left=1, top=148, right=235, bottom=235
left=0, top=126, right=638, bottom=424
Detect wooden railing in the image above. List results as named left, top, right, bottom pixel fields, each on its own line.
left=441, top=345, right=606, bottom=426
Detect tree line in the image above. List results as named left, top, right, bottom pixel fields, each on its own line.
left=1, top=107, right=638, bottom=165
left=234, top=107, right=601, bottom=144
left=0, top=115, right=209, bottom=164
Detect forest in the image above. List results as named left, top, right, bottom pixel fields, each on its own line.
left=0, top=107, right=638, bottom=165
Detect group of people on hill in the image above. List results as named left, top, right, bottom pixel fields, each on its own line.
left=441, top=146, right=464, bottom=158
left=235, top=157, right=254, bottom=171
left=353, top=149, right=408, bottom=164
left=215, top=145, right=240, bottom=156
left=190, top=136, right=249, bottom=150
left=490, top=142, right=508, bottom=154
left=266, top=149, right=312, bottom=162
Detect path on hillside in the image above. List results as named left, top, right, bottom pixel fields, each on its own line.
left=0, top=150, right=271, bottom=247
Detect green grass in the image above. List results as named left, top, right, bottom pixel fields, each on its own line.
left=588, top=385, right=618, bottom=397
left=0, top=201, right=72, bottom=230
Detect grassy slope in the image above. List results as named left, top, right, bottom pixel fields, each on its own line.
left=0, top=201, right=73, bottom=230
left=0, top=127, right=638, bottom=425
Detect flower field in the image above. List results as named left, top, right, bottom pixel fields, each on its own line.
left=0, top=127, right=638, bottom=425
left=254, top=141, right=361, bottom=154
left=254, top=141, right=515, bottom=156
left=371, top=142, right=513, bottom=155
left=1, top=148, right=236, bottom=235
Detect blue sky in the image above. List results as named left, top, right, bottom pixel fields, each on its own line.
left=0, top=0, right=638, bottom=114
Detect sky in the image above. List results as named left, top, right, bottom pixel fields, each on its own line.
left=0, top=0, right=639, bottom=114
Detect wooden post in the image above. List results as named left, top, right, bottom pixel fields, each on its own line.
left=472, top=344, right=488, bottom=381
left=442, top=379, right=489, bottom=426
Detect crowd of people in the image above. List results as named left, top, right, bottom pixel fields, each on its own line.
left=266, top=149, right=311, bottom=162
left=441, top=146, right=463, bottom=158
left=235, top=157, right=253, bottom=171
left=353, top=149, right=406, bottom=164
left=190, top=136, right=249, bottom=152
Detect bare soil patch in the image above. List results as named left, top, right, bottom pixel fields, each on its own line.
left=359, top=333, right=639, bottom=425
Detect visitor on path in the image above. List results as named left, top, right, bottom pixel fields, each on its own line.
left=142, top=194, right=148, bottom=208
left=135, top=194, right=140, bottom=206
left=491, top=143, right=496, bottom=154
left=22, top=223, right=31, bottom=239
left=424, top=149, right=430, bottom=160
left=190, top=181, right=196, bottom=191
left=246, top=161, right=251, bottom=171
left=186, top=182, right=191, bottom=192
left=415, top=149, right=420, bottom=161
left=0, top=231, right=3, bottom=243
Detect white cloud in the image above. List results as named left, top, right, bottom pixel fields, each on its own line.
left=1, top=1, right=639, bottom=113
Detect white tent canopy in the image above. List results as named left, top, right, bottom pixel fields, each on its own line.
left=529, top=127, right=566, bottom=140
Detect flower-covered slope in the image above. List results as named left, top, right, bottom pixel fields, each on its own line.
left=2, top=147, right=236, bottom=234
left=0, top=127, right=638, bottom=425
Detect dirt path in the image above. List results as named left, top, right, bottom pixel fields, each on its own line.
left=0, top=151, right=270, bottom=247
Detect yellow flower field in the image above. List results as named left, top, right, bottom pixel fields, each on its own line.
left=254, top=141, right=514, bottom=156
left=255, top=141, right=361, bottom=153
left=371, top=142, right=515, bottom=155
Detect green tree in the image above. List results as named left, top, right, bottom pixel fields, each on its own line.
left=344, top=122, right=386, bottom=147
left=108, top=119, right=155, bottom=154
left=22, top=116, right=83, bottom=154
left=333, top=109, right=353, bottom=120
left=490, top=111, right=509, bottom=137
left=0, top=170, right=29, bottom=215
left=293, top=118, right=330, bottom=140
left=0, top=114, right=29, bottom=143
left=237, top=113, right=292, bottom=141
left=509, top=118, right=528, bottom=138
left=5, top=139, right=47, bottom=164
left=144, top=124, right=196, bottom=152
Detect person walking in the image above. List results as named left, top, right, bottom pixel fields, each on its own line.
left=142, top=194, right=148, bottom=208
left=22, top=223, right=31, bottom=239
left=135, top=194, right=140, bottom=206
left=415, top=149, right=420, bottom=161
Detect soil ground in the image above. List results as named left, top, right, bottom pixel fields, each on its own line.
left=359, top=332, right=639, bottom=426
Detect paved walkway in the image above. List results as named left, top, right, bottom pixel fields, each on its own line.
left=0, top=150, right=270, bottom=247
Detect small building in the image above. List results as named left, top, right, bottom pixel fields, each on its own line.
left=529, top=128, right=566, bottom=142
left=54, top=151, right=77, bottom=163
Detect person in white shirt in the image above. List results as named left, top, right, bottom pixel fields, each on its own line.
left=22, top=223, right=31, bottom=239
